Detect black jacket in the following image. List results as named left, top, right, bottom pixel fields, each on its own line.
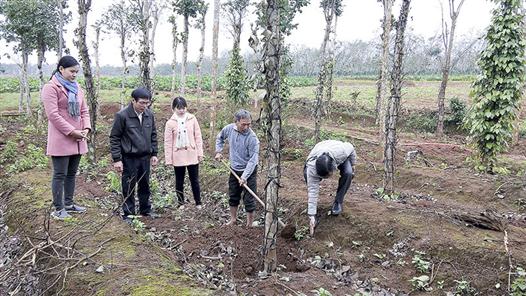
left=109, top=103, right=158, bottom=162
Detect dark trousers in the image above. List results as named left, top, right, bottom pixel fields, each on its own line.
left=335, top=158, right=353, bottom=204
left=51, top=155, right=81, bottom=210
left=228, top=167, right=257, bottom=212
left=122, top=156, right=151, bottom=216
left=174, top=164, right=201, bottom=205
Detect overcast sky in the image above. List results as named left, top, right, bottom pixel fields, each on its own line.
left=1, top=0, right=494, bottom=67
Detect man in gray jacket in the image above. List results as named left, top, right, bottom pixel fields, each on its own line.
left=215, top=109, right=260, bottom=226
left=304, top=140, right=357, bottom=234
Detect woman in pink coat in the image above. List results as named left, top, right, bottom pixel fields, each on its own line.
left=164, top=97, right=204, bottom=209
left=41, top=56, right=91, bottom=220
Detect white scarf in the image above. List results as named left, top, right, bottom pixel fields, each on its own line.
left=175, top=113, right=189, bottom=149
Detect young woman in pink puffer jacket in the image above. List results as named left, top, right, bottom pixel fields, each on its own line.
left=164, top=97, right=204, bottom=210
left=41, top=56, right=91, bottom=220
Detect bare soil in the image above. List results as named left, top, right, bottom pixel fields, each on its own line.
left=1, top=97, right=526, bottom=295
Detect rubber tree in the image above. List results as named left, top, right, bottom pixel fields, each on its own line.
left=173, top=0, right=203, bottom=95
left=375, top=0, right=394, bottom=148
left=384, top=0, right=411, bottom=195
left=436, top=0, right=466, bottom=136
left=195, top=2, right=209, bottom=98
left=75, top=0, right=98, bottom=160
left=101, top=0, right=137, bottom=108
left=465, top=0, right=526, bottom=173
left=313, top=0, right=343, bottom=142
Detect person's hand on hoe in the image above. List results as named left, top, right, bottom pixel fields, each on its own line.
left=113, top=161, right=123, bottom=173
left=239, top=178, right=247, bottom=186
left=214, top=153, right=223, bottom=161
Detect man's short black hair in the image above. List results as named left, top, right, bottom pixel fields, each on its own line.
left=131, top=87, right=152, bottom=101
left=315, top=153, right=334, bottom=178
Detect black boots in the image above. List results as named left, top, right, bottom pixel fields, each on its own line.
left=331, top=201, right=342, bottom=216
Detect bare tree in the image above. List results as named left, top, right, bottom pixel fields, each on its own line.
left=92, top=21, right=102, bottom=97
left=384, top=0, right=411, bottom=195
left=209, top=0, right=221, bottom=153
left=173, top=0, right=203, bottom=95
left=375, top=0, right=394, bottom=148
left=168, top=14, right=179, bottom=96
left=149, top=0, right=167, bottom=80
left=211, top=0, right=220, bottom=99
left=131, top=0, right=153, bottom=93
left=56, top=0, right=65, bottom=59
left=436, top=0, right=466, bottom=136
left=196, top=2, right=209, bottom=98
left=222, top=0, right=250, bottom=50
left=75, top=0, right=98, bottom=160
left=314, top=0, right=343, bottom=142
left=102, top=1, right=137, bottom=108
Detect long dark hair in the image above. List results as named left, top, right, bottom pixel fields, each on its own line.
left=50, top=56, right=79, bottom=79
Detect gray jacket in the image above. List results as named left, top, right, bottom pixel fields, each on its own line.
left=215, top=123, right=260, bottom=180
left=305, top=140, right=357, bottom=215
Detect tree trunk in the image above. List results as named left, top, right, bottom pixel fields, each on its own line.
left=94, top=26, right=101, bottom=98
left=37, top=43, right=46, bottom=88
left=180, top=15, right=189, bottom=96
left=170, top=18, right=179, bottom=97
left=20, top=50, right=31, bottom=116
left=210, top=0, right=220, bottom=153
left=18, top=72, right=23, bottom=113
left=139, top=0, right=152, bottom=93
left=436, top=0, right=464, bottom=136
left=197, top=16, right=206, bottom=98
left=149, top=5, right=160, bottom=80
left=262, top=0, right=281, bottom=274
left=376, top=0, right=393, bottom=149
left=120, top=31, right=127, bottom=109
left=36, top=43, right=46, bottom=124
left=324, top=11, right=337, bottom=115
left=384, top=0, right=411, bottom=195
left=313, top=66, right=326, bottom=142
left=313, top=1, right=335, bottom=142
left=211, top=0, right=220, bottom=98
left=57, top=0, right=64, bottom=59
left=76, top=0, right=98, bottom=161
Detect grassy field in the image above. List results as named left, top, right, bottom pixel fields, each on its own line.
left=0, top=77, right=474, bottom=112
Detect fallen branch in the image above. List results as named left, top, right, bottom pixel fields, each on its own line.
left=504, top=230, right=512, bottom=293
left=452, top=210, right=505, bottom=231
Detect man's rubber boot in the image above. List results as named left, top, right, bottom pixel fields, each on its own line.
left=331, top=202, right=342, bottom=216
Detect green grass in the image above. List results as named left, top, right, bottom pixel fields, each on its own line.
left=0, top=78, right=474, bottom=112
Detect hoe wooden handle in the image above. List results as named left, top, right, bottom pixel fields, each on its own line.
left=220, top=160, right=286, bottom=228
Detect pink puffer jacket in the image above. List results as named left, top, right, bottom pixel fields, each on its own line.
left=41, top=76, right=91, bottom=156
left=164, top=112, right=203, bottom=167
